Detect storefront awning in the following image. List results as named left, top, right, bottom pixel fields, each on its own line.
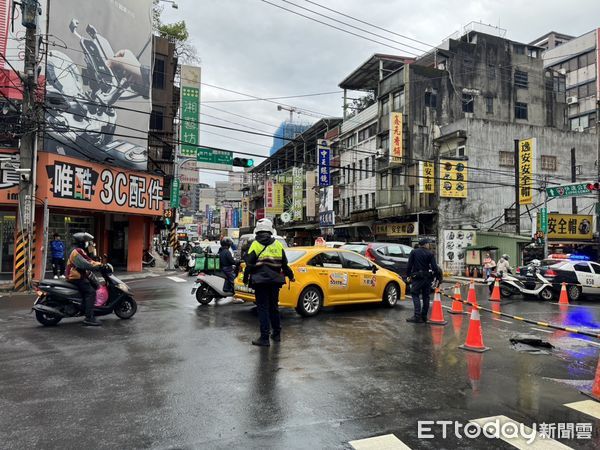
left=334, top=221, right=373, bottom=229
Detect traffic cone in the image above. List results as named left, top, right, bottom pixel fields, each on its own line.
left=558, top=282, right=570, bottom=305
left=581, top=355, right=600, bottom=401
left=465, top=352, right=484, bottom=395
left=489, top=278, right=501, bottom=302
left=467, top=279, right=478, bottom=311
left=459, top=308, right=490, bottom=352
left=428, top=288, right=447, bottom=325
left=449, top=283, right=465, bottom=315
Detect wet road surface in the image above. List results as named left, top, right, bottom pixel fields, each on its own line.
left=1, top=277, right=600, bottom=449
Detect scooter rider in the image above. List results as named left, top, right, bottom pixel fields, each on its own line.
left=65, top=232, right=104, bottom=327
left=497, top=254, right=512, bottom=276
left=219, top=237, right=237, bottom=295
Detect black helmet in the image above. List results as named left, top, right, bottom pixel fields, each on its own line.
left=220, top=237, right=233, bottom=248
left=73, top=232, right=94, bottom=248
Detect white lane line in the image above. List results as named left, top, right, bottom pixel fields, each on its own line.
left=564, top=400, right=600, bottom=419
left=492, top=318, right=512, bottom=324
left=167, top=276, right=187, bottom=283
left=530, top=327, right=553, bottom=334
left=470, top=416, right=572, bottom=449
left=349, top=434, right=411, bottom=450
left=573, top=338, right=600, bottom=348
left=442, top=305, right=451, bottom=310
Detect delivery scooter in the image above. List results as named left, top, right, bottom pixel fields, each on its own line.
left=191, top=272, right=235, bottom=305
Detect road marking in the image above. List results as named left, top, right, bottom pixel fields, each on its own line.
left=469, top=415, right=572, bottom=449
left=564, top=400, right=600, bottom=419
left=349, top=434, right=411, bottom=450
left=442, top=305, right=451, bottom=310
left=573, top=338, right=600, bottom=348
left=167, top=276, right=187, bottom=283
left=492, top=318, right=512, bottom=324
left=530, top=327, right=553, bottom=334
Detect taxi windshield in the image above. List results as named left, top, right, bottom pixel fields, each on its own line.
left=285, top=250, right=306, bottom=263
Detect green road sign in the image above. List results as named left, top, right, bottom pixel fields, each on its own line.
left=546, top=182, right=591, bottom=198
left=197, top=147, right=233, bottom=171
left=181, top=87, right=200, bottom=157
left=540, top=207, right=548, bottom=233
left=170, top=178, right=181, bottom=209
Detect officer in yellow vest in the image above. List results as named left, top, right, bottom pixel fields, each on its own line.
left=243, top=218, right=294, bottom=346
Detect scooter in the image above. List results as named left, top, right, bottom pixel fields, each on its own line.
left=486, top=270, right=553, bottom=300
left=187, top=252, right=197, bottom=276
left=32, top=264, right=137, bottom=326
left=191, top=272, right=236, bottom=305
left=142, top=249, right=156, bottom=267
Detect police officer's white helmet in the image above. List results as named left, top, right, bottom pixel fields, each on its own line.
left=254, top=218, right=275, bottom=235
left=531, top=259, right=541, bottom=266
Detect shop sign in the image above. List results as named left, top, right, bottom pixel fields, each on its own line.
left=374, top=222, right=418, bottom=236
left=179, top=160, right=199, bottom=184
left=439, top=160, right=468, bottom=198
left=265, top=180, right=283, bottom=215
left=541, top=213, right=593, bottom=240
left=0, top=150, right=20, bottom=204
left=37, top=153, right=163, bottom=216
left=443, top=230, right=476, bottom=262
left=180, top=65, right=201, bottom=157
left=419, top=161, right=434, bottom=194
left=305, top=171, right=316, bottom=217
left=292, top=166, right=303, bottom=221
left=317, top=140, right=331, bottom=186
left=389, top=112, right=403, bottom=164
left=319, top=186, right=334, bottom=227
left=170, top=178, right=180, bottom=209
left=518, top=138, right=535, bottom=205
left=276, top=172, right=293, bottom=184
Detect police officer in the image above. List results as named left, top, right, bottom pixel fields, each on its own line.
left=406, top=238, right=440, bottom=323
left=243, top=219, right=294, bottom=346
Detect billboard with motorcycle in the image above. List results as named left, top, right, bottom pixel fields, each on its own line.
left=44, top=0, right=153, bottom=171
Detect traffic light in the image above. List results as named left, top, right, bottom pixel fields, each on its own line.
left=586, top=182, right=600, bottom=191
left=233, top=157, right=254, bottom=168
left=164, top=208, right=173, bottom=227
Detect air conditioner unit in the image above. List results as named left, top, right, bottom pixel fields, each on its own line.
left=566, top=96, right=578, bottom=105
left=574, top=126, right=585, bottom=132
left=375, top=149, right=387, bottom=160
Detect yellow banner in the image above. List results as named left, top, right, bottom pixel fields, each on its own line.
left=519, top=138, right=535, bottom=205
left=545, top=214, right=593, bottom=240
left=420, top=161, right=434, bottom=194
left=389, top=112, right=403, bottom=163
left=267, top=183, right=284, bottom=215
left=439, top=160, right=467, bottom=198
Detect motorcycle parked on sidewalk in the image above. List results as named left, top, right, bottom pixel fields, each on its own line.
left=486, top=270, right=553, bottom=300
left=32, top=264, right=137, bottom=326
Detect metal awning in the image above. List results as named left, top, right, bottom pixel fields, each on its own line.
left=334, top=221, right=373, bottom=229
left=338, top=54, right=412, bottom=91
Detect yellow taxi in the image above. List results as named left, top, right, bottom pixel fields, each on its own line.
left=234, top=247, right=406, bottom=317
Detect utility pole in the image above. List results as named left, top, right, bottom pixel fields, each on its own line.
left=571, top=147, right=577, bottom=214
left=543, top=176, right=549, bottom=259
left=16, top=0, right=40, bottom=291
left=514, top=139, right=520, bottom=235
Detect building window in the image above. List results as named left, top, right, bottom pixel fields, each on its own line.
left=371, top=192, right=375, bottom=208
left=488, top=64, right=496, bottom=80
left=365, top=193, right=369, bottom=209
left=570, top=114, right=591, bottom=130
left=371, top=155, right=376, bottom=176
left=462, top=94, right=474, bottom=113
left=380, top=136, right=389, bottom=152
left=514, top=70, right=528, bottom=88
left=391, top=168, right=402, bottom=187
left=499, top=151, right=514, bottom=167
left=344, top=134, right=356, bottom=148
left=161, top=144, right=173, bottom=161
left=514, top=45, right=525, bottom=55
left=527, top=48, right=538, bottom=58
left=365, top=157, right=369, bottom=175
left=541, top=155, right=557, bottom=171
left=393, top=90, right=405, bottom=111
left=150, top=108, right=164, bottom=130
left=381, top=97, right=390, bottom=115
left=352, top=162, right=356, bottom=182
left=515, top=102, right=528, bottom=120
left=152, top=57, right=166, bottom=89
left=485, top=96, right=493, bottom=114
left=358, top=123, right=377, bottom=142
left=380, top=172, right=388, bottom=189
left=358, top=160, right=363, bottom=180
left=424, top=90, right=437, bottom=108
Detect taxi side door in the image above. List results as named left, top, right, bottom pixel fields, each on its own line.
left=305, top=251, right=348, bottom=305
left=340, top=251, right=380, bottom=301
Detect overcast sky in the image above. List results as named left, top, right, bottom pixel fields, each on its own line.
left=161, top=0, right=600, bottom=185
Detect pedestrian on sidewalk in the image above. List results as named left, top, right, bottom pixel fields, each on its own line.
left=483, top=252, right=496, bottom=278
left=406, top=238, right=440, bottom=323
left=50, top=233, right=66, bottom=279
left=243, top=219, right=294, bottom=347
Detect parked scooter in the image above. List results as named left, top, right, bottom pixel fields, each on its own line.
left=486, top=269, right=553, bottom=300
left=33, top=264, right=137, bottom=326
left=142, top=249, right=156, bottom=267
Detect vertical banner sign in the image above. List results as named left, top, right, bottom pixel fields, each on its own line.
left=317, top=140, right=331, bottom=186
left=265, top=179, right=274, bottom=215
left=292, top=166, right=304, bottom=221
left=518, top=138, right=535, bottom=205
left=419, top=161, right=434, bottom=194
left=273, top=183, right=284, bottom=215
left=439, top=160, right=468, bottom=198
left=319, top=186, right=335, bottom=227
left=233, top=208, right=240, bottom=228
left=170, top=178, right=181, bottom=208
left=207, top=208, right=213, bottom=232
left=389, top=112, right=403, bottom=164
left=306, top=171, right=316, bottom=217
left=180, top=65, right=202, bottom=157
left=220, top=208, right=227, bottom=230
left=540, top=207, right=548, bottom=234
left=241, top=197, right=250, bottom=228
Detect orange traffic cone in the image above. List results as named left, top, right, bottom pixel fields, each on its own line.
left=450, top=283, right=465, bottom=315
left=465, top=352, right=484, bottom=394
left=428, top=288, right=447, bottom=325
left=489, top=278, right=501, bottom=302
left=459, top=308, right=490, bottom=352
left=581, top=355, right=600, bottom=401
left=558, top=282, right=569, bottom=305
left=467, top=279, right=478, bottom=309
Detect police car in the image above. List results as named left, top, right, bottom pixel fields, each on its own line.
left=541, top=254, right=600, bottom=301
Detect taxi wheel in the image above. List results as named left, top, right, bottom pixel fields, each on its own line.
left=296, top=286, right=323, bottom=317
left=382, top=283, right=399, bottom=308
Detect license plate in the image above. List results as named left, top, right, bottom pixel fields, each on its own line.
left=191, top=283, right=199, bottom=295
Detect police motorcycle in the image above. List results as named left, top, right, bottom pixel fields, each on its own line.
left=33, top=264, right=137, bottom=326
left=485, top=260, right=553, bottom=300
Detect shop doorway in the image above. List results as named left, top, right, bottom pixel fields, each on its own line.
left=0, top=213, right=16, bottom=278
left=109, top=221, right=128, bottom=269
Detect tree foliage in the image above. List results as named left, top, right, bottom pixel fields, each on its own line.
left=152, top=1, right=199, bottom=64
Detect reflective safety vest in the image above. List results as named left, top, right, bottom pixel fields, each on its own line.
left=248, top=239, right=285, bottom=269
